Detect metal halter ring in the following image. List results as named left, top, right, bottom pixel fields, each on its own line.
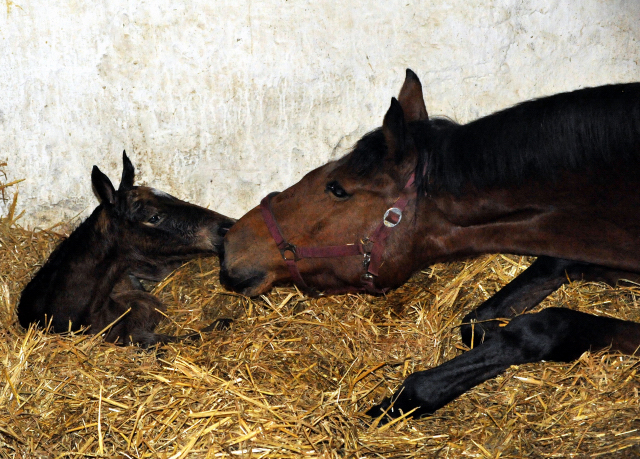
left=279, top=243, right=299, bottom=261
left=383, top=207, right=403, bottom=227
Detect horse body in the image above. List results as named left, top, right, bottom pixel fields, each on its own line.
left=402, top=81, right=640, bottom=273
left=19, top=152, right=234, bottom=346
left=222, top=70, right=640, bottom=420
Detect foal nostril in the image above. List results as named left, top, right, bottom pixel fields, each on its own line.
left=217, top=220, right=235, bottom=237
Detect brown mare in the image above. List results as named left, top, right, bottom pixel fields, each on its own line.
left=222, top=70, right=640, bottom=420
left=18, top=152, right=234, bottom=346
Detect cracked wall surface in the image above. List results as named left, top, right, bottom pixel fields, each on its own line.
left=1, top=0, right=639, bottom=227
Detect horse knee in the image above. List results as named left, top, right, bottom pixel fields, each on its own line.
left=122, top=330, right=170, bottom=347
left=500, top=308, right=604, bottom=362
left=460, top=310, right=503, bottom=348
left=460, top=314, right=485, bottom=347
left=103, top=293, right=166, bottom=345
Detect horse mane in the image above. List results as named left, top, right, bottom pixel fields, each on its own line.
left=346, top=83, right=640, bottom=195
left=416, top=83, right=640, bottom=195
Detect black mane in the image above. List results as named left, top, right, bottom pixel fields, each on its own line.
left=348, top=83, right=640, bottom=195
left=419, top=83, right=640, bottom=195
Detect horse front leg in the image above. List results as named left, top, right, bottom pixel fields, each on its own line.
left=98, top=291, right=167, bottom=346
left=368, top=307, right=640, bottom=421
left=104, top=290, right=227, bottom=347
left=460, top=256, right=640, bottom=347
left=460, top=256, right=576, bottom=346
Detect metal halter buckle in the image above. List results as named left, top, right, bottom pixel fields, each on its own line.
left=362, top=252, right=371, bottom=269
left=383, top=207, right=403, bottom=227
left=361, top=273, right=374, bottom=283
left=361, top=238, right=373, bottom=268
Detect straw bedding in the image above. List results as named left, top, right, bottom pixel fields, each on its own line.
left=1, top=174, right=639, bottom=458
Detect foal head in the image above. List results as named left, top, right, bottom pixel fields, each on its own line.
left=93, top=152, right=235, bottom=278
left=222, top=70, right=434, bottom=296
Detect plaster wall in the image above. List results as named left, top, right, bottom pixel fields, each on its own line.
left=1, top=0, right=639, bottom=228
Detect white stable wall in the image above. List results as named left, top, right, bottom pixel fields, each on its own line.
left=1, top=0, right=639, bottom=228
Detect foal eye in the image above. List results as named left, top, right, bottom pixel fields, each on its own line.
left=325, top=181, right=350, bottom=199
left=147, top=214, right=161, bottom=224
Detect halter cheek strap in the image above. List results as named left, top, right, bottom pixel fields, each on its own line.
left=260, top=174, right=415, bottom=296
left=260, top=192, right=363, bottom=290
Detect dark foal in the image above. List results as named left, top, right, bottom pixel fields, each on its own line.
left=18, top=152, right=234, bottom=346
left=222, top=70, right=640, bottom=421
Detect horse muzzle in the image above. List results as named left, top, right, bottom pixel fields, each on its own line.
left=219, top=262, right=269, bottom=296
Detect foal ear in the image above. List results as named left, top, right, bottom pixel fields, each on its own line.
left=119, top=150, right=135, bottom=191
left=382, top=97, right=406, bottom=162
left=397, top=69, right=428, bottom=122
left=92, top=166, right=118, bottom=205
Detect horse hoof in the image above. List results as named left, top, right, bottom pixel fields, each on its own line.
left=365, top=398, right=396, bottom=425
left=200, top=318, right=233, bottom=332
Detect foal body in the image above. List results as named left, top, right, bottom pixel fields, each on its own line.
left=222, top=70, right=640, bottom=420
left=18, top=152, right=234, bottom=346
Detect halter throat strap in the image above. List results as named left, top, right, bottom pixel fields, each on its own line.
left=260, top=174, right=415, bottom=296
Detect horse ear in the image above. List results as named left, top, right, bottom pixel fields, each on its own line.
left=119, top=150, right=135, bottom=191
left=92, top=166, right=117, bottom=205
left=382, top=97, right=406, bottom=162
left=397, top=69, right=428, bottom=122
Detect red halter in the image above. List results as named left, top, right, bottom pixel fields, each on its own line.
left=260, top=174, right=415, bottom=296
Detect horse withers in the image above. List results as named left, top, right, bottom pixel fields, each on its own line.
left=18, top=152, right=235, bottom=346
left=221, top=69, right=640, bottom=420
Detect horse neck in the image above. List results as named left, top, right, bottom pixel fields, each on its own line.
left=408, top=179, right=568, bottom=267
left=407, top=187, right=521, bottom=267
left=34, top=206, right=130, bottom=305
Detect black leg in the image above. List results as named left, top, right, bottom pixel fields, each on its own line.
left=460, top=256, right=640, bottom=347
left=102, top=291, right=231, bottom=347
left=369, top=308, right=640, bottom=421
left=101, top=292, right=166, bottom=346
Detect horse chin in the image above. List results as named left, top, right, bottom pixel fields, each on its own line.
left=219, top=264, right=271, bottom=297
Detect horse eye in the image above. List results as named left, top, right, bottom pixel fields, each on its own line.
left=147, top=214, right=161, bottom=224
left=326, top=181, right=350, bottom=199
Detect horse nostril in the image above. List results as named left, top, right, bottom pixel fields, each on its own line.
left=217, top=221, right=235, bottom=237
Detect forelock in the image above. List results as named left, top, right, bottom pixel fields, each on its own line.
left=345, top=128, right=387, bottom=177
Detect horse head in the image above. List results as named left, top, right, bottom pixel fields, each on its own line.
left=92, top=152, right=235, bottom=280
left=222, top=70, right=450, bottom=296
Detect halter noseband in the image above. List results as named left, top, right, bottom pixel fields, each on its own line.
left=259, top=174, right=415, bottom=296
